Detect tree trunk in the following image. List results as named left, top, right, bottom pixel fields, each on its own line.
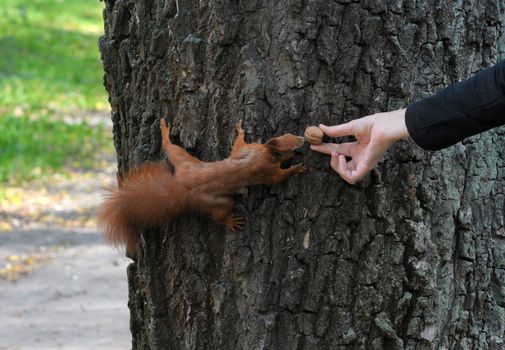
left=100, top=1, right=505, bottom=349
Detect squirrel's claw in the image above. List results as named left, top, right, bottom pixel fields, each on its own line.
left=226, top=216, right=245, bottom=231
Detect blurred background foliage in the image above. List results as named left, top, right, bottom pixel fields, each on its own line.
left=0, top=0, right=111, bottom=186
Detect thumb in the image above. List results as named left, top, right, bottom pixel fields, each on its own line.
left=319, top=122, right=354, bottom=138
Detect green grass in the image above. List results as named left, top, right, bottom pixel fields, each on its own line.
left=0, top=0, right=111, bottom=185
left=0, top=115, right=110, bottom=184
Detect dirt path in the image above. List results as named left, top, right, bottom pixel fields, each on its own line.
left=0, top=152, right=131, bottom=349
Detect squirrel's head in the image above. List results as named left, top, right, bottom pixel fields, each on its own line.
left=266, top=134, right=305, bottom=161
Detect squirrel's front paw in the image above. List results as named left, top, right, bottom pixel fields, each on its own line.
left=235, top=120, right=244, bottom=134
left=291, top=163, right=309, bottom=173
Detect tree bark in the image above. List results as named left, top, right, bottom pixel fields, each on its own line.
left=100, top=1, right=505, bottom=349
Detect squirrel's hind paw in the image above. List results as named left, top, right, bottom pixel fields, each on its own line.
left=225, top=216, right=245, bottom=231
left=160, top=118, right=171, bottom=133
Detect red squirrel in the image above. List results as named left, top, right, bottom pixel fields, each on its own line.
left=99, top=119, right=307, bottom=254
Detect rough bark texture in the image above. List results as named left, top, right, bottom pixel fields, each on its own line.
left=100, top=1, right=505, bottom=349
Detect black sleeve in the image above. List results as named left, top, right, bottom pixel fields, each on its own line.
left=405, top=60, right=505, bottom=150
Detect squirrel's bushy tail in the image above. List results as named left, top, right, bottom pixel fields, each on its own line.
left=98, top=163, right=187, bottom=254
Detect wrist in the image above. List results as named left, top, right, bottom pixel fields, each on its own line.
left=377, top=108, right=409, bottom=143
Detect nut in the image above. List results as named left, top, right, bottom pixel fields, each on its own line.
left=304, top=126, right=324, bottom=145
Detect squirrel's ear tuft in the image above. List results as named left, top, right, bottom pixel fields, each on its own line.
left=265, top=138, right=283, bottom=159
left=265, top=138, right=279, bottom=149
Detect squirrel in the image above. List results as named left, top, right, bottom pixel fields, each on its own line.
left=99, top=118, right=307, bottom=254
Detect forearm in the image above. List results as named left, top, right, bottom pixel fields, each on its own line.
left=405, top=60, right=505, bottom=150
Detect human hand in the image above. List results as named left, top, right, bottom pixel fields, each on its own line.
left=310, top=109, right=409, bottom=184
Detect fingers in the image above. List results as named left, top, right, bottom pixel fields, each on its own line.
left=330, top=152, right=366, bottom=184
left=319, top=122, right=354, bottom=138
left=310, top=142, right=354, bottom=157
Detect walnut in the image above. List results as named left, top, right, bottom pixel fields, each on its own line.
left=304, top=126, right=324, bottom=145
